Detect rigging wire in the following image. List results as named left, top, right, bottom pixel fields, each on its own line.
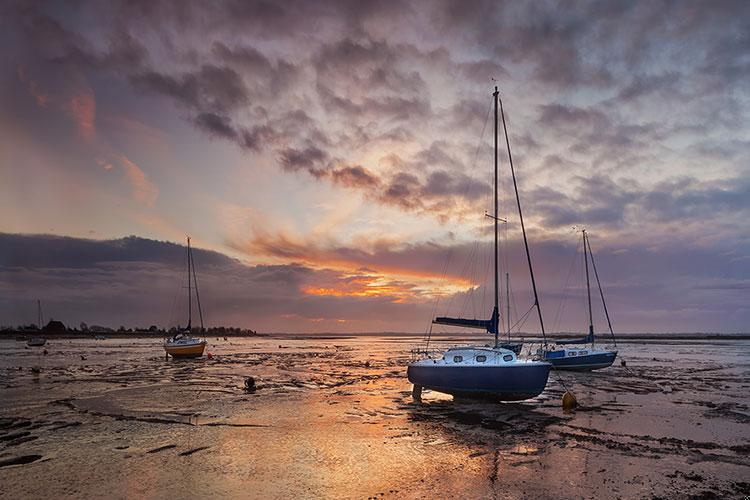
left=550, top=234, right=582, bottom=333
left=166, top=245, right=189, bottom=331
left=586, top=234, right=617, bottom=349
left=190, top=244, right=205, bottom=336
left=422, top=97, right=493, bottom=349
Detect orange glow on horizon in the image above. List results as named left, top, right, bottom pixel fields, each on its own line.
left=301, top=268, right=475, bottom=302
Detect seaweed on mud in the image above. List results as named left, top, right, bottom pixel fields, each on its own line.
left=179, top=446, right=210, bottom=456
left=0, top=454, right=43, bottom=468
left=147, top=444, right=177, bottom=453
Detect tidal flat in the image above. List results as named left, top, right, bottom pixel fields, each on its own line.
left=0, top=336, right=748, bottom=499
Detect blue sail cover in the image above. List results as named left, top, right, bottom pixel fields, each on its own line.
left=433, top=307, right=500, bottom=334
left=555, top=330, right=594, bottom=345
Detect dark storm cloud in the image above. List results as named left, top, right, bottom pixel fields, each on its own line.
left=316, top=82, right=431, bottom=122
left=422, top=170, right=489, bottom=198
left=193, top=112, right=236, bottom=140
left=15, top=7, right=149, bottom=72
left=0, top=234, right=434, bottom=331
left=431, top=1, right=613, bottom=88
left=330, top=165, right=381, bottom=188
left=279, top=146, right=329, bottom=176
left=527, top=174, right=750, bottom=229
left=16, top=0, right=746, bottom=217
left=211, top=41, right=299, bottom=93
left=315, top=37, right=425, bottom=95
left=130, top=65, right=249, bottom=114
left=0, top=233, right=233, bottom=269
left=379, top=172, right=422, bottom=210
left=535, top=102, right=665, bottom=171
left=642, top=176, right=750, bottom=221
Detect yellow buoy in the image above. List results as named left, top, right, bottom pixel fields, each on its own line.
left=562, top=391, right=578, bottom=411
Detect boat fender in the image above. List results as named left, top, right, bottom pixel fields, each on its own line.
left=43, top=349, right=48, bottom=356
left=207, top=352, right=213, bottom=360
left=244, top=376, right=256, bottom=392
left=562, top=391, right=578, bottom=411
left=620, top=360, right=626, bottom=367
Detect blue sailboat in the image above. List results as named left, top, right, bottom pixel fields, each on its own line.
left=538, top=230, right=618, bottom=370
left=408, top=87, right=551, bottom=401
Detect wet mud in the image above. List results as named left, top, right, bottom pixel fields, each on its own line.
left=0, top=337, right=748, bottom=499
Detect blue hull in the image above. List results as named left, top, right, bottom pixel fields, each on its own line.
left=546, top=351, right=617, bottom=371
left=407, top=364, right=551, bottom=401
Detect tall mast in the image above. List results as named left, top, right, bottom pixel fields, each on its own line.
left=187, top=236, right=192, bottom=329
left=499, top=94, right=547, bottom=346
left=37, top=299, right=42, bottom=329
left=493, top=87, right=499, bottom=348
left=583, top=230, right=594, bottom=345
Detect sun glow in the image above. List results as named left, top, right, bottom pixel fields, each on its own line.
left=302, top=268, right=474, bottom=301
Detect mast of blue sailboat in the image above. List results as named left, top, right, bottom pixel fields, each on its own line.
left=493, top=87, right=500, bottom=348
left=499, top=93, right=547, bottom=347
left=583, top=229, right=594, bottom=346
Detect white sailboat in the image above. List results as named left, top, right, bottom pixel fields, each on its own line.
left=407, top=87, right=551, bottom=401
left=164, top=237, right=207, bottom=359
left=537, top=230, right=618, bottom=370
left=27, top=300, right=47, bottom=347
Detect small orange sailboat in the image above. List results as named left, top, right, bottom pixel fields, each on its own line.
left=165, top=237, right=207, bottom=359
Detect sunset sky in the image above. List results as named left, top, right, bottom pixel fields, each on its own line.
left=1, top=1, right=748, bottom=333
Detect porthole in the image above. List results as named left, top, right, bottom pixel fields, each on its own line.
left=453, top=356, right=463, bottom=363
left=503, top=354, right=513, bottom=362
left=476, top=355, right=487, bottom=362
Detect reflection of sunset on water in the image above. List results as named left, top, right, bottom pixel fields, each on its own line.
left=1, top=335, right=748, bottom=497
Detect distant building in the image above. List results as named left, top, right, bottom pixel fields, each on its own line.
left=43, top=320, right=66, bottom=333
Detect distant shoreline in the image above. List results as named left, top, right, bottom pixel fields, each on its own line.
left=1, top=330, right=748, bottom=341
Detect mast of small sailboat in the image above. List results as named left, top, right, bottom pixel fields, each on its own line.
left=37, top=299, right=42, bottom=330
left=187, top=236, right=192, bottom=330
left=583, top=229, right=594, bottom=346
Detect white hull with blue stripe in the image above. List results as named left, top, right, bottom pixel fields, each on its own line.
left=539, top=346, right=617, bottom=371
left=408, top=347, right=551, bottom=401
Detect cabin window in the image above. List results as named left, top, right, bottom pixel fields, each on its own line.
left=503, top=354, right=513, bottom=362
left=580, top=351, right=588, bottom=355
left=476, top=355, right=487, bottom=362
left=453, top=356, right=463, bottom=363
left=569, top=352, right=577, bottom=356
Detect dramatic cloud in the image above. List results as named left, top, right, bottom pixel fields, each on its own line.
left=0, top=234, right=434, bottom=332
left=1, top=1, right=749, bottom=332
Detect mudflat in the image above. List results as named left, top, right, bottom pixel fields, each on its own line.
left=0, top=336, right=748, bottom=499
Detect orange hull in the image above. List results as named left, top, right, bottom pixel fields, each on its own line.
left=164, top=342, right=206, bottom=358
